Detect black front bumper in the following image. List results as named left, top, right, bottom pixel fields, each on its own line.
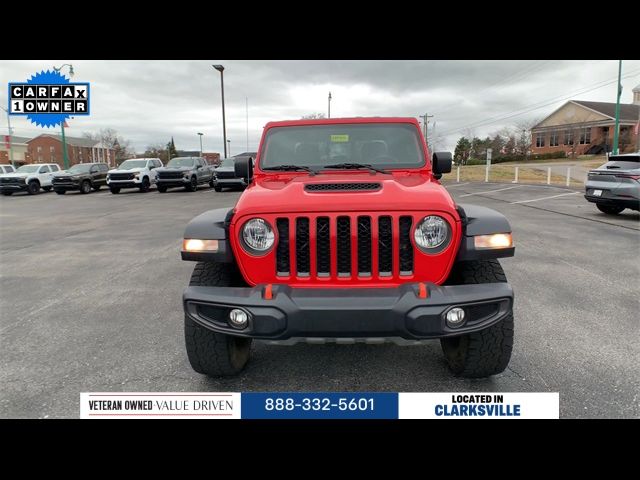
left=584, top=195, right=639, bottom=209
left=183, top=282, right=513, bottom=340
left=157, top=179, right=189, bottom=187
left=214, top=178, right=246, bottom=187
left=0, top=184, right=27, bottom=192
left=109, top=181, right=140, bottom=189
left=53, top=182, right=80, bottom=191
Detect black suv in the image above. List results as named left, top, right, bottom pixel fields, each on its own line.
left=52, top=162, right=109, bottom=194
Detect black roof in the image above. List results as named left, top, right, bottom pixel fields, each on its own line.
left=573, top=101, right=640, bottom=122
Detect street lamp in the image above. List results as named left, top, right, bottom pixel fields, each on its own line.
left=52, top=63, right=74, bottom=169
left=0, top=106, right=15, bottom=168
left=212, top=64, right=228, bottom=158
left=197, top=132, right=204, bottom=157
left=227, top=139, right=231, bottom=157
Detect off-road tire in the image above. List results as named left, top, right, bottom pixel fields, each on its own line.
left=157, top=185, right=167, bottom=193
left=440, top=259, right=513, bottom=378
left=214, top=185, right=222, bottom=192
left=185, top=176, right=198, bottom=192
left=209, top=179, right=215, bottom=188
left=27, top=180, right=40, bottom=195
left=42, top=186, right=52, bottom=192
left=92, top=184, right=101, bottom=191
left=596, top=204, right=624, bottom=215
left=55, top=190, right=66, bottom=195
left=80, top=180, right=92, bottom=194
left=185, top=262, right=252, bottom=376
left=110, top=187, right=120, bottom=194
left=2, top=192, right=13, bottom=196
left=139, top=177, right=150, bottom=192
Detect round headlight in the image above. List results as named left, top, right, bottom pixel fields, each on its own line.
left=241, top=218, right=275, bottom=253
left=414, top=215, right=450, bottom=252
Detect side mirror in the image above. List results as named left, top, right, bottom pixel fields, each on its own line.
left=196, top=164, right=202, bottom=169
left=234, top=156, right=253, bottom=181
left=432, top=151, right=452, bottom=180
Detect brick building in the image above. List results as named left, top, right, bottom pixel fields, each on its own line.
left=531, top=84, right=640, bottom=157
left=0, top=136, right=30, bottom=165
left=26, top=134, right=116, bottom=168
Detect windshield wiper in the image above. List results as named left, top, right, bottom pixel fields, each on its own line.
left=323, top=163, right=390, bottom=175
left=262, top=164, right=317, bottom=175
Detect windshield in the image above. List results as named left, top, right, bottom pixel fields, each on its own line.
left=118, top=160, right=147, bottom=170
left=259, top=123, right=425, bottom=170
left=16, top=165, right=40, bottom=173
left=67, top=164, right=93, bottom=173
left=219, top=158, right=235, bottom=168
left=167, top=158, right=196, bottom=168
left=600, top=155, right=640, bottom=170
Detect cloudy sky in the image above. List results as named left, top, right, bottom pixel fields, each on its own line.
left=2, top=60, right=639, bottom=154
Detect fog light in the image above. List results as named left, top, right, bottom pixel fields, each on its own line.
left=446, top=308, right=466, bottom=328
left=229, top=309, right=248, bottom=329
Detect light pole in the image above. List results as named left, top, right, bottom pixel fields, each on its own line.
left=227, top=139, right=231, bottom=157
left=52, top=63, right=74, bottom=169
left=328, top=91, right=332, bottom=118
left=212, top=65, right=227, bottom=158
left=0, top=106, right=15, bottom=167
left=612, top=60, right=623, bottom=155
left=197, top=132, right=204, bottom=157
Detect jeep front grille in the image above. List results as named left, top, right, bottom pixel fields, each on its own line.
left=275, top=214, right=414, bottom=279
left=305, top=182, right=381, bottom=192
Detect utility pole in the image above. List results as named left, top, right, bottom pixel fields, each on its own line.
left=246, top=97, right=249, bottom=152
left=612, top=60, right=623, bottom=155
left=420, top=113, right=433, bottom=148
left=328, top=91, right=332, bottom=119
left=1, top=106, right=15, bottom=167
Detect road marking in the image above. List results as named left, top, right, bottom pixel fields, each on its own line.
left=511, top=191, right=580, bottom=204
left=458, top=185, right=522, bottom=197
left=444, top=182, right=470, bottom=188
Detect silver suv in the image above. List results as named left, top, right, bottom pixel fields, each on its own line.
left=585, top=153, right=640, bottom=215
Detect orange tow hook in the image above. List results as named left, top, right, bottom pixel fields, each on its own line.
left=264, top=284, right=273, bottom=300
left=417, top=282, right=428, bottom=299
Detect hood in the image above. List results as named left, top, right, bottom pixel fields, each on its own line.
left=157, top=166, right=195, bottom=172
left=234, top=172, right=457, bottom=215
left=108, top=167, right=144, bottom=174
left=0, top=172, right=29, bottom=179
left=53, top=171, right=85, bottom=178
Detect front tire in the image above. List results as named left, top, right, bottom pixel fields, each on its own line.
left=157, top=185, right=167, bottom=193
left=139, top=177, right=150, bottom=192
left=55, top=190, right=66, bottom=195
left=92, top=184, right=101, bottom=191
left=80, top=180, right=92, bottom=194
left=110, top=187, right=120, bottom=194
left=27, top=180, right=40, bottom=195
left=2, top=192, right=13, bottom=196
left=185, top=176, right=198, bottom=192
left=185, top=262, right=252, bottom=376
left=43, top=186, right=52, bottom=192
left=596, top=204, right=625, bottom=215
left=440, top=259, right=514, bottom=378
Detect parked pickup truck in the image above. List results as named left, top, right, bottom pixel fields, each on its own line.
left=107, top=158, right=163, bottom=194
left=52, top=162, right=109, bottom=194
left=155, top=157, right=215, bottom=192
left=180, top=117, right=515, bottom=378
left=0, top=163, right=60, bottom=195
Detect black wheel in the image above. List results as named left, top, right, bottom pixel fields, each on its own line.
left=185, top=262, right=252, bottom=376
left=185, top=176, right=198, bottom=192
left=55, top=190, right=66, bottom=195
left=157, top=186, right=167, bottom=193
left=42, top=186, right=52, bottom=192
left=80, top=180, right=92, bottom=194
left=214, top=185, right=222, bottom=192
left=27, top=181, right=40, bottom=195
left=110, top=187, right=120, bottom=194
left=2, top=192, right=13, bottom=196
left=92, top=184, right=101, bottom=191
left=596, top=204, right=624, bottom=215
left=139, top=177, right=150, bottom=192
left=440, top=259, right=513, bottom=378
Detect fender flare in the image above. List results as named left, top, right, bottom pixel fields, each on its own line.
left=456, top=204, right=515, bottom=261
left=181, top=208, right=235, bottom=262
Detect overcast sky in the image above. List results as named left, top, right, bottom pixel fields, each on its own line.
left=2, top=60, right=639, bottom=154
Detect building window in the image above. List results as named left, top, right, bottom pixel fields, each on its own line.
left=37, top=146, right=42, bottom=153
left=549, top=131, right=559, bottom=147
left=536, top=133, right=545, bottom=148
left=579, top=128, right=591, bottom=145
left=50, top=146, right=55, bottom=153
left=38, top=155, right=43, bottom=162
left=564, top=131, right=574, bottom=145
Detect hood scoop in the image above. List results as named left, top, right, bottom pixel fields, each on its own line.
left=305, top=182, right=381, bottom=192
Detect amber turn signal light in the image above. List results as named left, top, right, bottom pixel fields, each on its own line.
left=473, top=233, right=513, bottom=249
left=183, top=239, right=219, bottom=252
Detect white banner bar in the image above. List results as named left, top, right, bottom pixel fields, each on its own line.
left=399, top=392, right=559, bottom=419
left=80, top=392, right=241, bottom=419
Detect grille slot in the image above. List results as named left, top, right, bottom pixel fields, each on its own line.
left=109, top=172, right=135, bottom=180
left=295, top=218, right=310, bottom=276
left=337, top=217, right=352, bottom=276
left=399, top=216, right=413, bottom=275
left=316, top=217, right=330, bottom=276
left=357, top=217, right=372, bottom=276
left=276, top=219, right=290, bottom=275
left=305, top=183, right=381, bottom=192
left=378, top=216, right=393, bottom=276
left=159, top=171, right=184, bottom=179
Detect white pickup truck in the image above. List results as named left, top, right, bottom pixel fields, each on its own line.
left=0, top=163, right=61, bottom=195
left=107, top=158, right=163, bottom=194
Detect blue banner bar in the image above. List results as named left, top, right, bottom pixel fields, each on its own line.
left=241, top=392, right=398, bottom=419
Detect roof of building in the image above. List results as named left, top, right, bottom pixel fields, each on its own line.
left=27, top=134, right=101, bottom=148
left=7, top=136, right=31, bottom=144
left=572, top=100, right=640, bottom=122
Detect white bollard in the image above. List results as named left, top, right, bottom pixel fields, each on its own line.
left=566, top=167, right=571, bottom=187
left=547, top=167, right=551, bottom=185
left=485, top=165, right=489, bottom=183
left=514, top=166, right=519, bottom=184
left=457, top=166, right=460, bottom=183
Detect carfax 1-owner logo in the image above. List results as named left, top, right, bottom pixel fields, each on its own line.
left=7, top=70, right=90, bottom=127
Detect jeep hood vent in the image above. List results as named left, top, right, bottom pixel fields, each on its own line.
left=305, top=182, right=381, bottom=192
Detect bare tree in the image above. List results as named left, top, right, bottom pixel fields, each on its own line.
left=301, top=113, right=326, bottom=119
left=83, top=128, right=134, bottom=163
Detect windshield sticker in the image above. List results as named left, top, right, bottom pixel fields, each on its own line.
left=330, top=134, right=349, bottom=143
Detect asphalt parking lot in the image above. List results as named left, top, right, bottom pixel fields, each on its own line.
left=1, top=182, right=638, bottom=419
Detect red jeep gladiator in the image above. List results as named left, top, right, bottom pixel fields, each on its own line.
left=181, top=117, right=515, bottom=378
